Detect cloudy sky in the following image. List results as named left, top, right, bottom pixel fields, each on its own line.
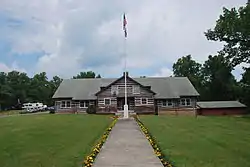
left=0, top=0, right=248, bottom=79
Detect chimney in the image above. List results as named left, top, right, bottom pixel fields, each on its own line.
left=123, top=71, right=128, bottom=76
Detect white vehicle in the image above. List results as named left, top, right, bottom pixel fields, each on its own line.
left=22, top=103, right=47, bottom=112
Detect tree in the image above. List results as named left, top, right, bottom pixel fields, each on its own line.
left=50, top=76, right=63, bottom=92
left=172, top=55, right=204, bottom=96
left=239, top=67, right=250, bottom=109
left=0, top=69, right=102, bottom=110
left=73, top=71, right=101, bottom=79
left=96, top=74, right=101, bottom=78
left=27, top=72, right=51, bottom=104
left=0, top=72, right=12, bottom=109
left=202, top=55, right=237, bottom=101
left=49, top=76, right=63, bottom=105
left=205, top=4, right=250, bottom=66
left=5, top=71, right=30, bottom=108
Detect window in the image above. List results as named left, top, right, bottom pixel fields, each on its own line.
left=141, top=98, right=147, bottom=104
left=104, top=98, right=111, bottom=105
left=133, top=85, right=140, bottom=94
left=162, top=100, right=173, bottom=107
left=179, top=98, right=191, bottom=106
left=61, top=101, right=71, bottom=108
left=162, top=100, right=167, bottom=106
left=61, top=101, right=65, bottom=108
left=111, top=86, right=118, bottom=95
left=181, top=99, right=186, bottom=105
left=79, top=101, right=89, bottom=108
left=66, top=101, right=71, bottom=107
left=167, top=100, right=173, bottom=106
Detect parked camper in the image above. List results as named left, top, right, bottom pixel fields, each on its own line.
left=22, top=102, right=47, bottom=113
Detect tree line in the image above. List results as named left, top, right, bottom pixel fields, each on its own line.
left=0, top=3, right=249, bottom=110
left=173, top=55, right=249, bottom=104
left=173, top=3, right=250, bottom=109
left=0, top=71, right=101, bottom=110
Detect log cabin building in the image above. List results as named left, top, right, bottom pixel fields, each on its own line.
left=52, top=72, right=200, bottom=114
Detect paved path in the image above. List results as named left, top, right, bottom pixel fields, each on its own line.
left=93, top=118, right=163, bottom=167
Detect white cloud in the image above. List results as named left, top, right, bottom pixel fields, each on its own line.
left=0, top=62, right=26, bottom=73
left=152, top=67, right=173, bottom=77
left=0, top=0, right=248, bottom=78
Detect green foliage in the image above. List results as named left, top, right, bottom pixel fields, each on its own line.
left=202, top=55, right=238, bottom=101
left=73, top=71, right=101, bottom=79
left=96, top=74, right=101, bottom=78
left=0, top=71, right=62, bottom=110
left=49, top=110, right=55, bottom=114
left=205, top=5, right=250, bottom=66
left=172, top=55, right=203, bottom=94
left=172, top=54, right=239, bottom=101
left=239, top=67, right=250, bottom=110
left=86, top=105, right=97, bottom=114
left=0, top=70, right=101, bottom=110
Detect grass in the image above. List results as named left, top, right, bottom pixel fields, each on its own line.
left=0, top=114, right=112, bottom=167
left=139, top=115, right=250, bottom=167
left=0, top=110, right=20, bottom=116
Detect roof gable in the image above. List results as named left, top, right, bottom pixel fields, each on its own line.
left=95, top=75, right=156, bottom=95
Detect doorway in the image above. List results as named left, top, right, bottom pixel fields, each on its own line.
left=117, top=97, right=134, bottom=110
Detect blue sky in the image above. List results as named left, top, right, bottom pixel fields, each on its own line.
left=0, top=0, right=248, bottom=79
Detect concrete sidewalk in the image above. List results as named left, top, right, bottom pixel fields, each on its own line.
left=93, top=118, right=163, bottom=167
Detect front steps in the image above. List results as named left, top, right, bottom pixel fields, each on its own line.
left=115, top=110, right=137, bottom=117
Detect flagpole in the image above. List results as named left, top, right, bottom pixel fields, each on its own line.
left=123, top=13, right=129, bottom=119
left=124, top=36, right=128, bottom=118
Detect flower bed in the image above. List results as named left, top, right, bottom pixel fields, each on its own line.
left=82, top=117, right=118, bottom=167
left=134, top=116, right=175, bottom=167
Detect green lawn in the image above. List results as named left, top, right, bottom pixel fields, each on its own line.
left=0, top=110, right=20, bottom=116
left=0, top=114, right=111, bottom=167
left=140, top=115, right=250, bottom=167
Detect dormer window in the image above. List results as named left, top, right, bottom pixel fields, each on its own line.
left=111, top=86, right=119, bottom=95
left=133, top=85, right=140, bottom=94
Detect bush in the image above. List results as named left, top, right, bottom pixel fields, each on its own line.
left=86, top=105, right=96, bottom=114
left=49, top=110, right=55, bottom=114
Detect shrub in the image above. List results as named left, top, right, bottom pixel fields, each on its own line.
left=49, top=110, right=55, bottom=114
left=86, top=105, right=97, bottom=114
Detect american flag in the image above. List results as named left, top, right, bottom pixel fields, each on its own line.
left=123, top=13, right=127, bottom=38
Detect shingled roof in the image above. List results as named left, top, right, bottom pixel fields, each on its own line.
left=197, top=101, right=246, bottom=109
left=52, top=77, right=199, bottom=100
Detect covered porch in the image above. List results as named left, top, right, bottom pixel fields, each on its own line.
left=117, top=97, right=135, bottom=111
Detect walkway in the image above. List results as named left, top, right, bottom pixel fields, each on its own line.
left=93, top=118, right=164, bottom=167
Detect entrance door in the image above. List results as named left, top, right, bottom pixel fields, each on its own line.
left=117, top=98, right=124, bottom=110
left=117, top=97, right=135, bottom=110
